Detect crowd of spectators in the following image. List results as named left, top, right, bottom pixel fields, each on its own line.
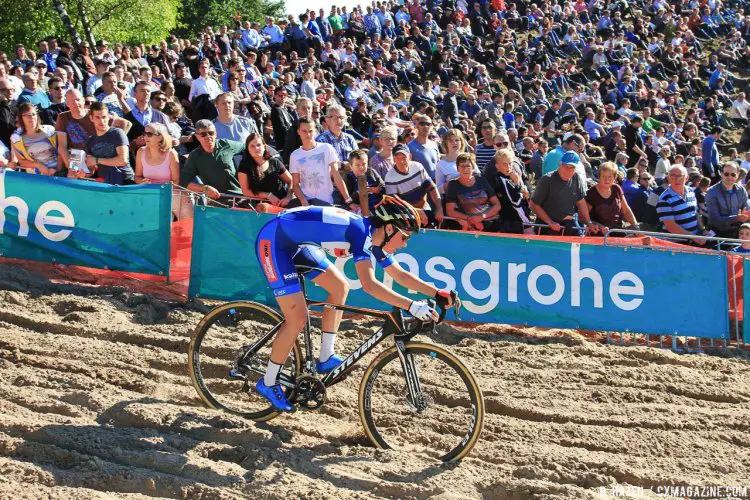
left=3, top=0, right=750, bottom=249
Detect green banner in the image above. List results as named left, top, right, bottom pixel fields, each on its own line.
left=0, top=170, right=171, bottom=275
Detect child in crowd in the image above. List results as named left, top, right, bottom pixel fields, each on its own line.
left=733, top=223, right=750, bottom=254
left=344, top=149, right=385, bottom=214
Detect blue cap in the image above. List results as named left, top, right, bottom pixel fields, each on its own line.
left=392, top=144, right=410, bottom=156
left=561, top=151, right=580, bottom=165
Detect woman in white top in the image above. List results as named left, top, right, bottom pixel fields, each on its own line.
left=134, top=123, right=191, bottom=219
left=435, top=128, right=468, bottom=194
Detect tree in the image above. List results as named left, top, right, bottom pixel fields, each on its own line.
left=0, top=0, right=179, bottom=54
left=177, top=0, right=284, bottom=38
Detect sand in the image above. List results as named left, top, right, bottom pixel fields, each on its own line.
left=0, top=263, right=749, bottom=499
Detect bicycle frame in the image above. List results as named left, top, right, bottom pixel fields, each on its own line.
left=241, top=275, right=420, bottom=395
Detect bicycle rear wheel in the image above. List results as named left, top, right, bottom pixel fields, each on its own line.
left=358, top=342, right=484, bottom=462
left=188, top=301, right=302, bottom=422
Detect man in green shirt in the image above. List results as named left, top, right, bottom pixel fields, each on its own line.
left=181, top=119, right=246, bottom=205
left=640, top=108, right=663, bottom=134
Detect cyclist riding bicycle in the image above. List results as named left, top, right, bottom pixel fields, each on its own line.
left=254, top=195, right=457, bottom=411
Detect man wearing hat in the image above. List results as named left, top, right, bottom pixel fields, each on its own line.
left=55, top=41, right=84, bottom=87
left=85, top=58, right=110, bottom=97
left=384, top=143, right=443, bottom=226
left=530, top=151, right=596, bottom=236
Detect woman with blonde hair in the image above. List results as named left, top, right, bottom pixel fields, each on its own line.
left=134, top=123, right=191, bottom=219
left=435, top=128, right=468, bottom=194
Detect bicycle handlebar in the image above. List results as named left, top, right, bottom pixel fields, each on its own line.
left=402, top=291, right=462, bottom=335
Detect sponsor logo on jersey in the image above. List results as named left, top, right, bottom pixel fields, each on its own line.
left=283, top=272, right=298, bottom=280
left=260, top=239, right=278, bottom=282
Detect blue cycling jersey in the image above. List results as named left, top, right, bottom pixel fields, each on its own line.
left=255, top=206, right=395, bottom=297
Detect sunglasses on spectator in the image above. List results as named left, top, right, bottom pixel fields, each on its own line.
left=418, top=122, right=432, bottom=126
left=50, top=86, right=63, bottom=91
left=197, top=131, right=216, bottom=137
left=482, top=125, right=494, bottom=130
left=152, top=97, right=167, bottom=102
left=723, top=172, right=738, bottom=177
left=144, top=131, right=159, bottom=137
left=639, top=177, right=651, bottom=181
left=495, top=141, right=509, bottom=147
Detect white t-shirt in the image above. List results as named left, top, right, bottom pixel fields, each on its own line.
left=289, top=142, right=338, bottom=204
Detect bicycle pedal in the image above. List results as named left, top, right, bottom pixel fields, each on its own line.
left=229, top=368, right=246, bottom=380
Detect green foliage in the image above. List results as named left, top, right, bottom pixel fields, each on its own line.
left=177, top=0, right=285, bottom=38
left=0, top=0, right=64, bottom=54
left=74, top=0, right=181, bottom=45
left=0, top=0, right=180, bottom=53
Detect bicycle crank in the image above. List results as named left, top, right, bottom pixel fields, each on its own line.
left=292, top=375, right=327, bottom=410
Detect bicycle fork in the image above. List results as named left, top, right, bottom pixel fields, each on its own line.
left=394, top=339, right=428, bottom=412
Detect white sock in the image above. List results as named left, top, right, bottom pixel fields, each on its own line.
left=319, top=332, right=337, bottom=362
left=264, top=361, right=282, bottom=386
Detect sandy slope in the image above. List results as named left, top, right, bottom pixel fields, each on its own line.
left=0, top=263, right=749, bottom=499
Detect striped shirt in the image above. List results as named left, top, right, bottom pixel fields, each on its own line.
left=384, top=161, right=433, bottom=206
left=657, top=187, right=699, bottom=234
left=475, top=143, right=496, bottom=171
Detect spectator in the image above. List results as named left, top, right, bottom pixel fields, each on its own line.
left=384, top=143, right=443, bottom=226
left=238, top=132, right=293, bottom=212
left=124, top=80, right=170, bottom=154
left=56, top=89, right=132, bottom=154
left=585, top=161, right=639, bottom=234
left=488, top=148, right=533, bottom=234
left=622, top=116, right=647, bottom=169
left=213, top=92, right=258, bottom=144
left=282, top=97, right=313, bottom=165
left=541, top=133, right=586, bottom=182
left=85, top=59, right=110, bottom=97
left=188, top=58, right=221, bottom=103
left=17, top=71, right=51, bottom=110
left=657, top=164, right=710, bottom=244
left=270, top=87, right=295, bottom=151
left=39, top=76, right=68, bottom=126
left=701, top=127, right=722, bottom=182
left=474, top=119, right=498, bottom=169
left=369, top=126, right=397, bottom=179
left=317, top=104, right=358, bottom=162
left=10, top=102, right=63, bottom=175
left=436, top=128, right=470, bottom=194
left=441, top=81, right=460, bottom=127
left=530, top=151, right=597, bottom=236
left=133, top=122, right=190, bottom=219
left=345, top=148, right=385, bottom=214
left=408, top=114, right=439, bottom=180
left=181, top=119, right=245, bottom=204
left=731, top=223, right=750, bottom=254
left=95, top=71, right=130, bottom=118
left=289, top=117, right=353, bottom=208
left=704, top=162, right=750, bottom=238
left=83, top=102, right=133, bottom=184
left=0, top=79, right=15, bottom=149
left=445, top=153, right=502, bottom=231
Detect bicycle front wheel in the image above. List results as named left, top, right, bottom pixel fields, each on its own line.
left=358, top=342, right=485, bottom=462
left=188, top=301, right=302, bottom=422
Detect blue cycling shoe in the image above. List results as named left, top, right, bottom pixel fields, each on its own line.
left=255, top=379, right=295, bottom=412
left=315, top=354, right=344, bottom=374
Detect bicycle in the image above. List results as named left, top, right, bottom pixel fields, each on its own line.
left=188, top=270, right=485, bottom=462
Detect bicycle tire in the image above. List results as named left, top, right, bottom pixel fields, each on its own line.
left=188, top=301, right=302, bottom=422
left=358, top=342, right=485, bottom=462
